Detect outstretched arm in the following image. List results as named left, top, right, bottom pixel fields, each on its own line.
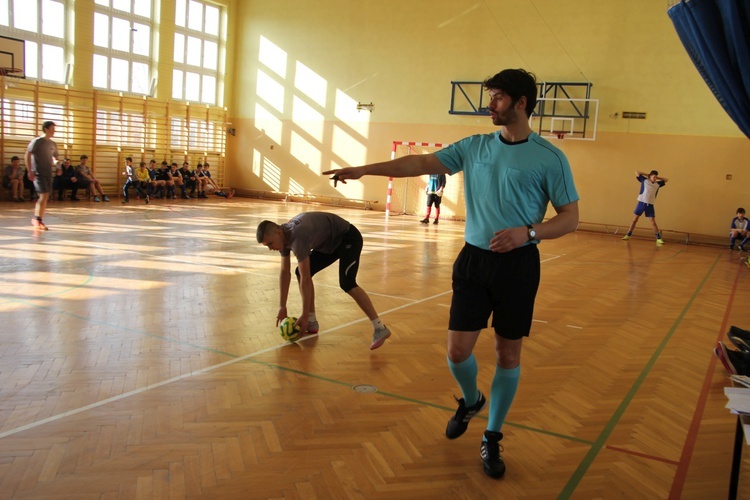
left=322, top=154, right=449, bottom=187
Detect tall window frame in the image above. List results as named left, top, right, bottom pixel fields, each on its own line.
left=92, top=0, right=154, bottom=95
left=0, top=0, right=67, bottom=83
left=172, top=0, right=222, bottom=106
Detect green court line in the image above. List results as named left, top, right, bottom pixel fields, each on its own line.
left=249, top=359, right=595, bottom=446
left=557, top=254, right=721, bottom=499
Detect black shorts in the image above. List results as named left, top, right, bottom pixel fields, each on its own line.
left=296, top=225, right=363, bottom=293
left=426, top=193, right=442, bottom=207
left=449, top=243, right=540, bottom=339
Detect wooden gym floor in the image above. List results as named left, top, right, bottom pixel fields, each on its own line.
left=1, top=197, right=750, bottom=499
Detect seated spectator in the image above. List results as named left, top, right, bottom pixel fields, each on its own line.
left=194, top=163, right=209, bottom=198
left=178, top=161, right=196, bottom=198
left=75, top=155, right=110, bottom=202
left=168, top=162, right=183, bottom=199
left=122, top=157, right=149, bottom=203
left=135, top=161, right=151, bottom=203
left=202, top=162, right=235, bottom=199
left=54, top=157, right=80, bottom=201
left=154, top=161, right=173, bottom=198
left=730, top=207, right=750, bottom=251
left=4, top=156, right=25, bottom=201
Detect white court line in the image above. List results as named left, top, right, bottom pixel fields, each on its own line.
left=0, top=226, right=569, bottom=437
left=566, top=325, right=584, bottom=329
left=0, top=289, right=455, bottom=439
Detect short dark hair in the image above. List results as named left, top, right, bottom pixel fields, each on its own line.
left=649, top=170, right=659, bottom=177
left=11, top=155, right=19, bottom=161
left=171, top=162, right=178, bottom=167
left=483, top=69, right=538, bottom=117
left=42, top=120, right=55, bottom=131
left=139, top=161, right=146, bottom=167
left=161, top=161, right=168, bottom=166
left=256, top=220, right=279, bottom=244
left=738, top=208, right=746, bottom=214
left=80, top=155, right=88, bottom=160
left=203, top=162, right=210, bottom=166
left=197, top=163, right=203, bottom=168
left=149, top=159, right=156, bottom=164
left=125, top=156, right=133, bottom=162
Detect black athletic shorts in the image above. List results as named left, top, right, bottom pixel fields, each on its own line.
left=296, top=224, right=363, bottom=293
left=449, top=242, right=540, bottom=339
left=426, top=193, right=442, bottom=207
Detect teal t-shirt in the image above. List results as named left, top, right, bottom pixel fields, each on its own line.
left=434, top=131, right=578, bottom=250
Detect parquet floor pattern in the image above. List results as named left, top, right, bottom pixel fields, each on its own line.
left=1, top=197, right=750, bottom=499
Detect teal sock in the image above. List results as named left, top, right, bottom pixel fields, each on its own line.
left=447, top=354, right=479, bottom=406
left=487, top=365, right=520, bottom=433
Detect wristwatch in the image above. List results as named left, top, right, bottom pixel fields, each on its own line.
left=526, top=224, right=537, bottom=241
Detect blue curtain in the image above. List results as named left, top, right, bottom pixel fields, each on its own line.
left=668, top=0, right=750, bottom=138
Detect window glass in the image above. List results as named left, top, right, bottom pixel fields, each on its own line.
left=172, top=0, right=223, bottom=105
left=111, top=17, right=130, bottom=51
left=132, top=61, right=149, bottom=94
left=204, top=5, right=218, bottom=36
left=133, top=0, right=150, bottom=18
left=94, top=13, right=109, bottom=47
left=132, top=22, right=149, bottom=56
left=42, top=0, right=64, bottom=38
left=203, top=40, right=217, bottom=70
left=93, top=54, right=108, bottom=87
left=41, top=44, right=63, bottom=81
left=186, top=36, right=201, bottom=66
left=172, top=69, right=183, bottom=99
left=187, top=0, right=202, bottom=31
left=0, top=0, right=8, bottom=26
left=173, top=33, right=184, bottom=63
left=92, top=1, right=153, bottom=95
left=112, top=0, right=129, bottom=13
left=110, top=58, right=129, bottom=91
left=13, top=0, right=37, bottom=32
left=25, top=41, right=38, bottom=78
left=94, top=0, right=108, bottom=6
left=174, top=0, right=185, bottom=27
left=185, top=72, right=199, bottom=101
left=201, top=75, right=215, bottom=105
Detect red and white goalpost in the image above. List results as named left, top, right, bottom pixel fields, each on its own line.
left=386, top=141, right=465, bottom=220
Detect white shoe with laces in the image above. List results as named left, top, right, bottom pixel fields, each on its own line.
left=370, top=326, right=391, bottom=350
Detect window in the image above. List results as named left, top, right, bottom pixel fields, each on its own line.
left=173, top=0, right=222, bottom=105
left=92, top=0, right=153, bottom=95
left=0, top=0, right=67, bottom=82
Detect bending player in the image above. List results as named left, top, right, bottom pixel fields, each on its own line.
left=257, top=211, right=391, bottom=350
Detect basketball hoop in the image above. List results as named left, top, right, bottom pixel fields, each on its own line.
left=0, top=67, right=24, bottom=78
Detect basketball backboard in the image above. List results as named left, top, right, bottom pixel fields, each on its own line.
left=0, top=35, right=25, bottom=77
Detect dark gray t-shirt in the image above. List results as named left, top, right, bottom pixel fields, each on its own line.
left=280, top=212, right=351, bottom=262
left=26, top=135, right=59, bottom=176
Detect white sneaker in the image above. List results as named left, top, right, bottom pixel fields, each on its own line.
left=93, top=196, right=101, bottom=202
left=370, top=326, right=391, bottom=350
